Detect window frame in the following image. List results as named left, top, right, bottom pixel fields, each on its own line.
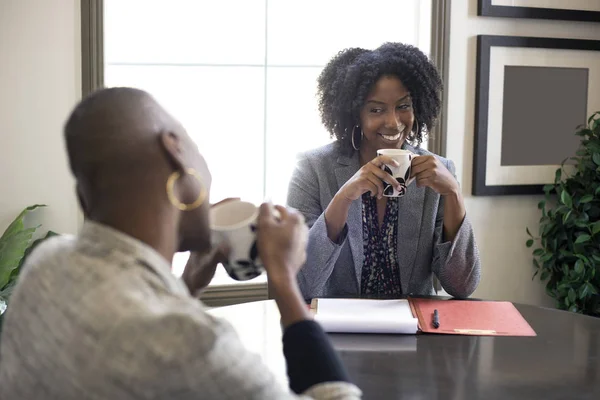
left=81, top=0, right=450, bottom=305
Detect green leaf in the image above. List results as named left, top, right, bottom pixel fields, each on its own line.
left=526, top=227, right=533, bottom=237
left=540, top=270, right=551, bottom=281
left=563, top=210, right=572, bottom=224
left=593, top=152, right=600, bottom=166
left=0, top=227, right=37, bottom=290
left=533, top=259, right=541, bottom=269
left=555, top=168, right=562, bottom=182
left=0, top=205, right=45, bottom=241
left=0, top=205, right=46, bottom=290
left=540, top=253, right=553, bottom=263
left=592, top=254, right=600, bottom=263
left=595, top=186, right=600, bottom=196
left=574, top=259, right=584, bottom=275
left=593, top=221, right=600, bottom=236
left=537, top=201, right=546, bottom=210
left=577, top=128, right=594, bottom=137
left=579, top=282, right=598, bottom=299
left=561, top=190, right=573, bottom=208
left=575, top=234, right=591, bottom=244
left=533, top=248, right=545, bottom=257
left=568, top=288, right=577, bottom=304
left=580, top=194, right=594, bottom=204
left=526, top=239, right=534, bottom=248
left=569, top=305, right=578, bottom=313
left=544, top=184, right=555, bottom=195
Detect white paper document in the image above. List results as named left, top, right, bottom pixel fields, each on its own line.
left=314, top=299, right=419, bottom=334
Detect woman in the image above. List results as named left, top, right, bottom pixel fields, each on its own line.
left=0, top=88, right=360, bottom=399
left=287, top=43, right=481, bottom=300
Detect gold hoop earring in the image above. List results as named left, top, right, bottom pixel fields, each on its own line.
left=166, top=168, right=207, bottom=211
left=351, top=125, right=363, bottom=151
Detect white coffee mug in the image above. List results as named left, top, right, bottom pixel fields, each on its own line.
left=377, top=149, right=416, bottom=197
left=209, top=200, right=264, bottom=281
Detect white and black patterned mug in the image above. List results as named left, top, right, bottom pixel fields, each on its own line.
left=209, top=200, right=263, bottom=281
left=377, top=149, right=416, bottom=197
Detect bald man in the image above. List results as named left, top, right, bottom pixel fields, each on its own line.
left=0, top=88, right=361, bottom=399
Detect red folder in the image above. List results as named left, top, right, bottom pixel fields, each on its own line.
left=409, top=298, right=536, bottom=337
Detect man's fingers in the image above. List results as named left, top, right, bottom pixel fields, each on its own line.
left=274, top=205, right=289, bottom=221
left=258, top=202, right=278, bottom=224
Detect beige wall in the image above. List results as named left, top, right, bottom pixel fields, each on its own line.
left=448, top=0, right=600, bottom=306
left=0, top=0, right=81, bottom=235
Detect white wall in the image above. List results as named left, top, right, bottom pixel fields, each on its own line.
left=0, top=0, right=81, bottom=235
left=448, top=0, right=600, bottom=306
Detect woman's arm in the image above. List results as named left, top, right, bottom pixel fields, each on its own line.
left=287, top=154, right=349, bottom=299
left=430, top=160, right=481, bottom=298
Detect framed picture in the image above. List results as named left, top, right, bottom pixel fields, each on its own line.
left=473, top=35, right=600, bottom=196
left=478, top=0, right=600, bottom=22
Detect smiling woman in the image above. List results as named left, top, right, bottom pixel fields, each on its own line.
left=287, top=43, right=482, bottom=301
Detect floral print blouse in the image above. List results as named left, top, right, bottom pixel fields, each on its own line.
left=360, top=193, right=402, bottom=296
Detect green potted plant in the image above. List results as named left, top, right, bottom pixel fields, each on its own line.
left=0, top=205, right=58, bottom=332
left=526, top=112, right=600, bottom=316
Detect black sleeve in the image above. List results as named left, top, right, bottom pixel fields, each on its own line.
left=282, top=320, right=350, bottom=394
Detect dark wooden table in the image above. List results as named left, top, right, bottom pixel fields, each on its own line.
left=208, top=299, right=600, bottom=399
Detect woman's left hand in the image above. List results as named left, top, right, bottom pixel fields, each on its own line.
left=411, top=156, right=459, bottom=196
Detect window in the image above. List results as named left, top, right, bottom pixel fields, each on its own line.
left=103, top=0, right=433, bottom=288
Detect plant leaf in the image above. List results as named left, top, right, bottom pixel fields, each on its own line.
left=580, top=194, right=594, bottom=204
left=0, top=227, right=37, bottom=289
left=533, top=248, right=545, bottom=257
left=526, top=227, right=533, bottom=237
left=593, top=221, right=600, bottom=236
left=526, top=239, right=534, bottom=248
left=563, top=210, right=572, bottom=225
left=595, top=186, right=600, bottom=196
left=593, top=152, right=600, bottom=166
left=575, top=234, right=591, bottom=244
left=0, top=205, right=45, bottom=241
left=561, top=190, right=573, bottom=208
left=569, top=305, right=578, bottom=313
left=579, top=282, right=596, bottom=299
left=574, top=259, right=584, bottom=275
left=568, top=288, right=577, bottom=304
left=540, top=270, right=550, bottom=281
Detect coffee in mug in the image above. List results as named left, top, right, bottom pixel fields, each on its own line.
left=377, top=148, right=416, bottom=197
left=209, top=200, right=263, bottom=281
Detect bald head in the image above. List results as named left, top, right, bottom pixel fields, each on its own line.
left=65, top=87, right=183, bottom=179
left=64, top=87, right=213, bottom=256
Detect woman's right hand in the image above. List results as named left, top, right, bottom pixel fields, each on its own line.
left=338, top=155, right=402, bottom=201
left=256, top=203, right=308, bottom=286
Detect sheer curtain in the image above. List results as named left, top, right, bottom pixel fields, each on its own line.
left=104, top=0, right=432, bottom=286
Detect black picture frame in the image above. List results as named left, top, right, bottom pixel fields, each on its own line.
left=478, top=0, right=600, bottom=22
left=473, top=35, right=600, bottom=196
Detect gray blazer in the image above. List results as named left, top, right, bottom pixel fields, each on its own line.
left=287, top=142, right=481, bottom=300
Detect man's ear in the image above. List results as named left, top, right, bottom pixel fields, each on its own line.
left=159, top=131, right=186, bottom=171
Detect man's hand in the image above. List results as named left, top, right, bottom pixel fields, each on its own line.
left=257, top=203, right=308, bottom=288
left=182, top=197, right=238, bottom=295
left=182, top=245, right=229, bottom=295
